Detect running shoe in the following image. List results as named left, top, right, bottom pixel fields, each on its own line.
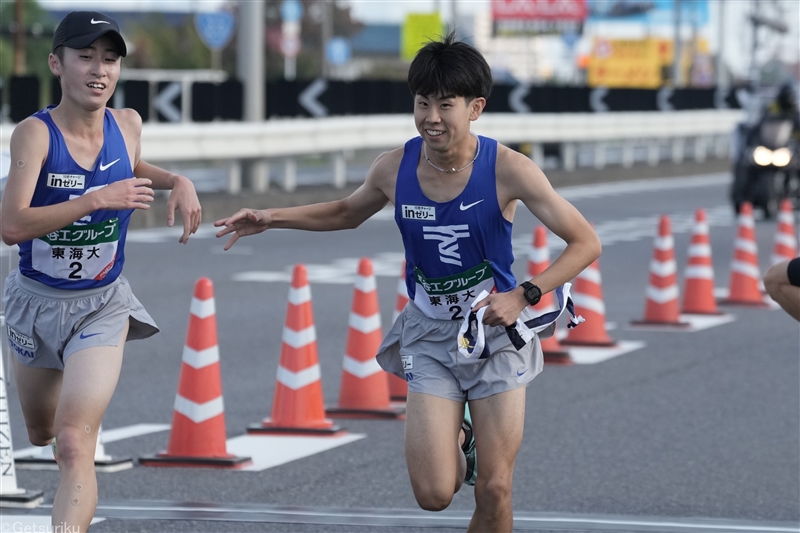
left=462, top=403, right=477, bottom=486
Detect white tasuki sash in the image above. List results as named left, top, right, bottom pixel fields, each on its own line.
left=458, top=284, right=584, bottom=359
left=413, top=260, right=496, bottom=320
left=32, top=218, right=120, bottom=281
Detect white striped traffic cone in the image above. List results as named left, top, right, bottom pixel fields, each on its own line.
left=772, top=199, right=797, bottom=265
left=721, top=202, right=768, bottom=307
left=327, top=258, right=404, bottom=419
left=248, top=264, right=342, bottom=435
left=681, top=209, right=721, bottom=315
left=0, top=340, right=44, bottom=508
left=528, top=227, right=571, bottom=364
left=561, top=259, right=617, bottom=347
left=632, top=215, right=689, bottom=326
left=140, top=278, right=251, bottom=468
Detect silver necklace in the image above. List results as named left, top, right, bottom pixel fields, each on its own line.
left=423, top=131, right=480, bottom=174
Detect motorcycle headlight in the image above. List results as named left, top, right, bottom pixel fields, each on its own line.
left=772, top=147, right=792, bottom=167
left=753, top=146, right=773, bottom=166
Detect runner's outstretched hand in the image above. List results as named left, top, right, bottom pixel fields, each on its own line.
left=215, top=209, right=271, bottom=251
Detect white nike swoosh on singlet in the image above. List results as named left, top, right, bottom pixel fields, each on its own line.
left=459, top=199, right=484, bottom=211
left=99, top=159, right=120, bottom=171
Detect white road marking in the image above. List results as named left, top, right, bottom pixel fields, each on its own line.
left=225, top=433, right=366, bottom=472
left=626, top=313, right=737, bottom=332
left=13, top=423, right=170, bottom=459
left=567, top=341, right=647, bottom=364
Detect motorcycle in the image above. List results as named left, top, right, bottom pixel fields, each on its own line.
left=731, top=117, right=799, bottom=219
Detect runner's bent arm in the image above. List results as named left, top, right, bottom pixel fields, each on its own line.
left=500, top=146, right=601, bottom=294
left=124, top=108, right=202, bottom=243
left=215, top=151, right=395, bottom=250
left=0, top=118, right=154, bottom=246
left=473, top=146, right=601, bottom=326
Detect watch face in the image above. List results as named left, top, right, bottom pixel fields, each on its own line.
left=525, top=284, right=541, bottom=305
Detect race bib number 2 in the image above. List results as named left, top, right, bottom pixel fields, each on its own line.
left=31, top=218, right=119, bottom=281
left=413, top=261, right=496, bottom=321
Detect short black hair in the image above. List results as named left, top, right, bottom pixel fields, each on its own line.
left=407, top=32, right=492, bottom=102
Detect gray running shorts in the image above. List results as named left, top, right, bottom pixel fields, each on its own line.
left=376, top=301, right=544, bottom=402
left=3, top=269, right=159, bottom=370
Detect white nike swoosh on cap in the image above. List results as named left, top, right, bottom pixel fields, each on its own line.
left=459, top=199, right=484, bottom=211
left=90, top=18, right=110, bottom=24
left=99, top=159, right=120, bottom=171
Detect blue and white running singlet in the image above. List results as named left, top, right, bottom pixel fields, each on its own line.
left=394, top=135, right=516, bottom=320
left=17, top=107, right=134, bottom=289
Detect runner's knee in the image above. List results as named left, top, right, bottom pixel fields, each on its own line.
left=27, top=426, right=54, bottom=447
left=53, top=426, right=95, bottom=468
left=413, top=485, right=454, bottom=512
left=474, top=475, right=512, bottom=509
left=764, top=263, right=786, bottom=297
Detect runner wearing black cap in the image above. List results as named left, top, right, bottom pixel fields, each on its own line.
left=1, top=11, right=201, bottom=531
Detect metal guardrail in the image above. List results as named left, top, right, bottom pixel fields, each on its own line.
left=0, top=109, right=744, bottom=193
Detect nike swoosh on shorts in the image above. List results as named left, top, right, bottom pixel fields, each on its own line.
left=79, top=332, right=102, bottom=340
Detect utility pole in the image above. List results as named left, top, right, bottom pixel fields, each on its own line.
left=14, top=0, right=26, bottom=75
left=236, top=0, right=267, bottom=193
left=321, top=0, right=333, bottom=78
left=450, top=0, right=458, bottom=37
left=671, top=0, right=682, bottom=86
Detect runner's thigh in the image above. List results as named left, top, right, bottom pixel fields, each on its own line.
left=54, top=323, right=127, bottom=434
left=469, top=387, right=526, bottom=476
left=405, top=392, right=464, bottom=494
left=12, top=358, right=62, bottom=440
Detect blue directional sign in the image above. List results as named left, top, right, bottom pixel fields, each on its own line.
left=326, top=37, right=351, bottom=66
left=195, top=12, right=235, bottom=51
left=281, top=0, right=303, bottom=22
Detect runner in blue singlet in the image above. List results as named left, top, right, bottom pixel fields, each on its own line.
left=215, top=34, right=601, bottom=532
left=0, top=11, right=201, bottom=531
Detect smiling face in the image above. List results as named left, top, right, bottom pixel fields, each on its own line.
left=49, top=35, right=121, bottom=111
left=414, top=93, right=486, bottom=153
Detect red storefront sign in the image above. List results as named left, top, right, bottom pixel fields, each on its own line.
left=492, top=0, right=588, bottom=21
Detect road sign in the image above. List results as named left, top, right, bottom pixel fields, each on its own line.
left=299, top=78, right=328, bottom=117
left=155, top=82, right=182, bottom=123
left=194, top=12, right=235, bottom=51
left=281, top=35, right=301, bottom=58
left=326, top=37, right=351, bottom=66
left=281, top=0, right=303, bottom=22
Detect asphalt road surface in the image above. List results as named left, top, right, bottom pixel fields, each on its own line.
left=1, top=172, right=798, bottom=533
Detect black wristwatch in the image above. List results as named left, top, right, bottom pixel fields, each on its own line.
left=520, top=281, right=542, bottom=306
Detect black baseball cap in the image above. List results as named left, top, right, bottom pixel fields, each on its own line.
left=52, top=11, right=127, bottom=57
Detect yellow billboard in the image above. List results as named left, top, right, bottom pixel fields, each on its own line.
left=402, top=13, right=444, bottom=62
left=587, top=37, right=711, bottom=88
left=587, top=38, right=670, bottom=88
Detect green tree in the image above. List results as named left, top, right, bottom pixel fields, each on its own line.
left=0, top=0, right=58, bottom=101
left=125, top=13, right=211, bottom=70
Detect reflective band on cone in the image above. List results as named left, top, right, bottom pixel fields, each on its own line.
left=561, top=259, right=617, bottom=347
left=772, top=199, right=797, bottom=265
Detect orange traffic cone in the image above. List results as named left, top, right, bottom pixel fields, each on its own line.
left=772, top=199, right=797, bottom=265
left=528, top=227, right=572, bottom=364
left=561, top=259, right=616, bottom=347
left=327, top=258, right=405, bottom=419
left=140, top=278, right=251, bottom=468
left=721, top=202, right=768, bottom=307
left=388, top=261, right=409, bottom=402
left=632, top=216, right=689, bottom=327
left=248, top=265, right=342, bottom=435
left=681, top=209, right=722, bottom=315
